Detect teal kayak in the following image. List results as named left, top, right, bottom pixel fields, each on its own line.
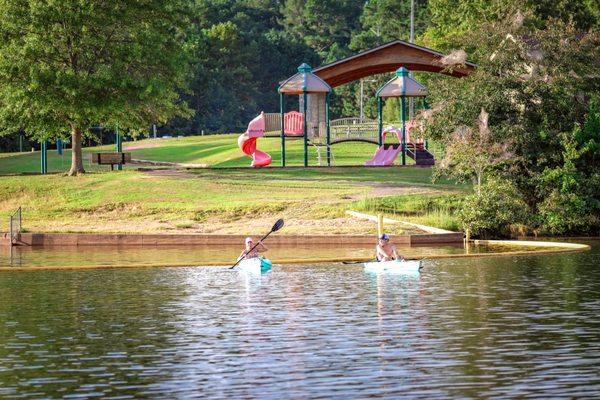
left=237, top=257, right=272, bottom=274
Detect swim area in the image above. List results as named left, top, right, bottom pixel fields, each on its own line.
left=0, top=240, right=598, bottom=398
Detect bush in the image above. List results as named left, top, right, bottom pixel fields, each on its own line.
left=458, top=178, right=529, bottom=238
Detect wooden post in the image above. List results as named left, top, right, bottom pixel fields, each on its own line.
left=377, top=214, right=384, bottom=237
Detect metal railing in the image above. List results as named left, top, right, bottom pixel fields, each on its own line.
left=9, top=206, right=21, bottom=245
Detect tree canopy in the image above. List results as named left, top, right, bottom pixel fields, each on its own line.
left=0, top=0, right=192, bottom=174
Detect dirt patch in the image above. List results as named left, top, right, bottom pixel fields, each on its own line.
left=124, top=141, right=162, bottom=151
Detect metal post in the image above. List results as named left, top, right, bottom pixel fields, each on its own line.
left=19, top=135, right=23, bottom=152
left=280, top=93, right=285, bottom=167
left=377, top=97, right=383, bottom=146
left=360, top=79, right=364, bottom=123
left=326, top=93, right=331, bottom=167
left=409, top=0, right=415, bottom=120
left=153, top=124, right=157, bottom=139
left=57, top=139, right=63, bottom=155
left=40, top=140, right=47, bottom=174
left=424, top=98, right=429, bottom=150
left=401, top=96, right=407, bottom=165
left=116, top=123, right=122, bottom=171
left=303, top=92, right=308, bottom=167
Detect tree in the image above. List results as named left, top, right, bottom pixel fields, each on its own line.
left=280, top=0, right=362, bottom=61
left=423, top=12, right=600, bottom=236
left=435, top=109, right=514, bottom=193
left=350, top=0, right=429, bottom=51
left=0, top=0, right=192, bottom=175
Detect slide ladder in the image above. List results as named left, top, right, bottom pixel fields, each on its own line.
left=238, top=112, right=272, bottom=167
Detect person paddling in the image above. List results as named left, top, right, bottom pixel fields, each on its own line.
left=238, top=236, right=268, bottom=260
left=376, top=233, right=403, bottom=261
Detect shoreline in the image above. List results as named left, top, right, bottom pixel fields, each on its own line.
left=4, top=232, right=464, bottom=247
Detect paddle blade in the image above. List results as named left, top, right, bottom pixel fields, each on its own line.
left=271, top=218, right=284, bottom=232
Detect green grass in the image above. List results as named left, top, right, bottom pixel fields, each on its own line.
left=353, top=194, right=465, bottom=231
left=0, top=134, right=468, bottom=234
left=0, top=134, right=424, bottom=174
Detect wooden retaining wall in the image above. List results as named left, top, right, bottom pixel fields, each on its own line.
left=13, top=232, right=464, bottom=247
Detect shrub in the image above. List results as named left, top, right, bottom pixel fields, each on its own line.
left=458, top=178, right=529, bottom=238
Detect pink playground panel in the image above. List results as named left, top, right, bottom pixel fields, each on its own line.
left=284, top=111, right=304, bottom=136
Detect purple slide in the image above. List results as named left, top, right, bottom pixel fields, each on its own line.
left=365, top=126, right=404, bottom=166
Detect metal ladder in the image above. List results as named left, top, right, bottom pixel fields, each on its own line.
left=9, top=206, right=22, bottom=245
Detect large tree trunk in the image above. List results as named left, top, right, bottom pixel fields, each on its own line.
left=68, top=126, right=85, bottom=176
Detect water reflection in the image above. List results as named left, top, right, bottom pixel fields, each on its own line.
left=0, top=242, right=564, bottom=269
left=0, top=242, right=598, bottom=398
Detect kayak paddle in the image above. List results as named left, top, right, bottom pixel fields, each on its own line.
left=229, top=218, right=284, bottom=270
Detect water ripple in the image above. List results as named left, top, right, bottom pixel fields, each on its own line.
left=0, top=244, right=599, bottom=398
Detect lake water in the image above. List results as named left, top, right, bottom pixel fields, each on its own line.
left=0, top=242, right=564, bottom=269
left=0, top=240, right=598, bottom=398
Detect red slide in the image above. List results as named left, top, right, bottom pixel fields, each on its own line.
left=238, top=112, right=272, bottom=168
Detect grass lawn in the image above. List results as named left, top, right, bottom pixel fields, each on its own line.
left=0, top=134, right=427, bottom=174
left=0, top=135, right=467, bottom=235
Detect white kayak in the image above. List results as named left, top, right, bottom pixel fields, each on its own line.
left=364, top=259, right=422, bottom=274
left=237, top=257, right=272, bottom=274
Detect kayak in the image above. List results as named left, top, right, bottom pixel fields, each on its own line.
left=364, top=259, right=422, bottom=274
left=237, top=257, right=272, bottom=274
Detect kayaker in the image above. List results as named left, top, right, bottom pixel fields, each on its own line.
left=376, top=233, right=402, bottom=261
left=238, top=236, right=268, bottom=260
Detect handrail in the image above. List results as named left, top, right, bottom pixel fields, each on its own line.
left=9, top=206, right=22, bottom=245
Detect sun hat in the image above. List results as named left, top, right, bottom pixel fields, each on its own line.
left=379, top=233, right=390, bottom=241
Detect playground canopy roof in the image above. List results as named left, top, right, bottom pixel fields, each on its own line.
left=279, top=63, right=332, bottom=94
left=377, top=67, right=428, bottom=98
left=313, top=39, right=476, bottom=87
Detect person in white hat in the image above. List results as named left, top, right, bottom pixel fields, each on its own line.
left=375, top=233, right=402, bottom=262
left=238, top=236, right=268, bottom=261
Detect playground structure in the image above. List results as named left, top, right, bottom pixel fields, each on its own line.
left=244, top=62, right=435, bottom=167
left=250, top=39, right=477, bottom=168
left=278, top=63, right=332, bottom=167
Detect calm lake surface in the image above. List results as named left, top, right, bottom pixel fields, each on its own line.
left=0, top=240, right=598, bottom=398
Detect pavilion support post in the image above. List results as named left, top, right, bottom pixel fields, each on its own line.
left=19, top=134, right=23, bottom=152
left=116, top=123, right=122, bottom=171
left=303, top=91, right=308, bottom=167
left=280, top=93, right=285, bottom=167
left=377, top=97, right=383, bottom=146
left=400, top=96, right=406, bottom=165
left=57, top=139, right=63, bottom=155
left=325, top=93, right=331, bottom=167
left=423, top=98, right=430, bottom=150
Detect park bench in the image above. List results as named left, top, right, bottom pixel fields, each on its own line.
left=91, top=152, right=131, bottom=170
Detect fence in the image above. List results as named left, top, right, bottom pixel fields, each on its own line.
left=9, top=206, right=21, bottom=245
